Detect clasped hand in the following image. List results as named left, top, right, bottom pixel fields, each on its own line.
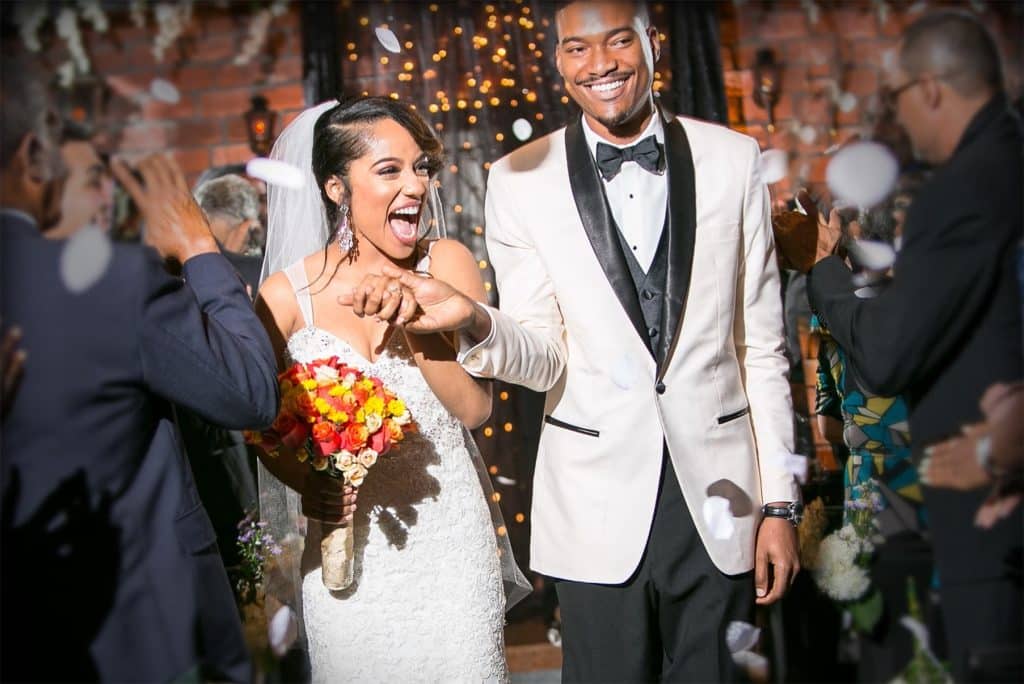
left=338, top=265, right=478, bottom=334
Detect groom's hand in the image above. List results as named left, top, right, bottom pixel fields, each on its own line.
left=754, top=513, right=800, bottom=605
left=377, top=265, right=490, bottom=338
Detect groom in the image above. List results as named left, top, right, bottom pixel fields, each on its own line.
left=373, top=0, right=800, bottom=679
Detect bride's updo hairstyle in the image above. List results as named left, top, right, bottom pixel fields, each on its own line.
left=312, top=96, right=444, bottom=237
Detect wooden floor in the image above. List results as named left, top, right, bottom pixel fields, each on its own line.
left=505, top=618, right=562, bottom=673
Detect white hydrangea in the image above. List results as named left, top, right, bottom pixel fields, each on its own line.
left=813, top=525, right=873, bottom=602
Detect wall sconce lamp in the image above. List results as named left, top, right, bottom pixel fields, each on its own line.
left=752, top=49, right=781, bottom=133
left=245, top=95, right=275, bottom=156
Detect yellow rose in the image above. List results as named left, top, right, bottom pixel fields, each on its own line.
left=328, top=386, right=345, bottom=397
left=301, top=379, right=318, bottom=391
left=314, top=398, right=331, bottom=415
left=355, top=408, right=365, bottom=424
left=358, top=379, right=375, bottom=392
left=387, top=399, right=406, bottom=417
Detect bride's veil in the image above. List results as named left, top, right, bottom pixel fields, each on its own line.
left=256, top=99, right=531, bottom=667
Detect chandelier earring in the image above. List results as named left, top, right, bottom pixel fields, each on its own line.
left=335, top=202, right=354, bottom=254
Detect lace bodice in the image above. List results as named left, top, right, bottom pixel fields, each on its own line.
left=280, top=260, right=508, bottom=683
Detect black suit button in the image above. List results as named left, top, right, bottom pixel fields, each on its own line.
left=642, top=289, right=655, bottom=300
left=656, top=381, right=666, bottom=395
left=648, top=326, right=658, bottom=338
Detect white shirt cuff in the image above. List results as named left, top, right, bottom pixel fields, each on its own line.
left=456, top=303, right=497, bottom=373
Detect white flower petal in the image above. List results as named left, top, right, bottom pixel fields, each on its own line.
left=494, top=475, right=518, bottom=486
left=827, top=141, right=899, bottom=208
left=375, top=26, right=401, bottom=53
left=60, top=226, right=113, bottom=293
left=758, top=149, right=788, bottom=185
left=149, top=77, right=180, bottom=104
left=838, top=92, right=858, bottom=113
left=703, top=496, right=735, bottom=540
left=899, top=615, right=930, bottom=651
left=799, top=125, right=818, bottom=145
left=726, top=620, right=761, bottom=654
left=512, top=118, right=533, bottom=141
left=847, top=239, right=897, bottom=271
left=268, top=605, right=298, bottom=657
left=733, top=650, right=769, bottom=680
left=246, top=157, right=304, bottom=189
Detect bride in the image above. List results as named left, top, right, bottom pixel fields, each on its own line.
left=254, top=97, right=528, bottom=682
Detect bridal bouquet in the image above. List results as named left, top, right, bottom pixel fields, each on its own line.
left=246, top=356, right=416, bottom=590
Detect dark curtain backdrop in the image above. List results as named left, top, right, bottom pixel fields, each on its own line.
left=301, top=0, right=726, bottom=589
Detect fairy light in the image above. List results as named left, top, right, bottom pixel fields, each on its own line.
left=492, top=492, right=502, bottom=503
left=484, top=427, right=494, bottom=437
left=500, top=391, right=509, bottom=400
left=359, top=16, right=368, bottom=26
left=489, top=465, right=499, bottom=475
left=478, top=260, right=488, bottom=269
left=379, top=56, right=389, bottom=65
left=467, top=114, right=478, bottom=124
left=503, top=422, right=513, bottom=432
left=515, top=513, right=525, bottom=523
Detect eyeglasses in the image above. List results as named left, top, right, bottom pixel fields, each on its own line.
left=880, top=78, right=922, bottom=111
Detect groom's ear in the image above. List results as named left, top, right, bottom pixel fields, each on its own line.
left=324, top=176, right=347, bottom=206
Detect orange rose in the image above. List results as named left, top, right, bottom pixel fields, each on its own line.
left=346, top=423, right=369, bottom=450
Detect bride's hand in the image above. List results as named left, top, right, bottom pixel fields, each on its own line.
left=344, top=274, right=419, bottom=327
left=302, top=474, right=358, bottom=525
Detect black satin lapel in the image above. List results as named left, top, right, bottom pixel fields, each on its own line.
left=565, top=117, right=649, bottom=349
left=657, top=117, right=697, bottom=372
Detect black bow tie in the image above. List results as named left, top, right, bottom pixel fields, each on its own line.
left=595, top=135, right=665, bottom=181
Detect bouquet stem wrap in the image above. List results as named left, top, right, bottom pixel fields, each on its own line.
left=321, top=521, right=355, bottom=591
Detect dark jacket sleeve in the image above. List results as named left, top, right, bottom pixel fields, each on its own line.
left=137, top=250, right=279, bottom=430
left=807, top=207, right=1008, bottom=397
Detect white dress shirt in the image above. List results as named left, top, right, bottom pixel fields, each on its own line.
left=581, top=113, right=668, bottom=273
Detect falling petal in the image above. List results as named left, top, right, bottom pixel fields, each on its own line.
left=799, top=125, right=818, bottom=145
left=758, top=149, right=788, bottom=184
left=838, top=92, right=858, bottom=113
left=899, top=615, right=930, bottom=651
left=494, top=475, right=518, bottom=486
left=826, top=142, right=899, bottom=208
left=733, top=651, right=769, bottom=680
left=375, top=26, right=401, bottom=53
left=60, top=226, right=113, bottom=293
left=726, top=621, right=761, bottom=654
left=703, top=496, right=735, bottom=541
left=149, top=77, right=180, bottom=104
left=512, top=118, right=533, bottom=141
left=847, top=239, right=897, bottom=271
left=246, top=157, right=304, bottom=189
left=268, top=605, right=298, bottom=657
left=786, top=454, right=809, bottom=484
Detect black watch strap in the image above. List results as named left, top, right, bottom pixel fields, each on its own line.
left=761, top=501, right=803, bottom=525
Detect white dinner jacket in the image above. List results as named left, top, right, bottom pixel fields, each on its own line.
left=461, top=110, right=799, bottom=582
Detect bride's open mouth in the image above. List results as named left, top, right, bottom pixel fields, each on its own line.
left=388, top=203, right=421, bottom=246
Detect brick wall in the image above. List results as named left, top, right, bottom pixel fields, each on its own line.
left=718, top=0, right=1021, bottom=470
left=38, top=3, right=307, bottom=187
left=719, top=0, right=1021, bottom=199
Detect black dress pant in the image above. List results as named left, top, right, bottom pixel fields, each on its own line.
left=555, top=455, right=754, bottom=682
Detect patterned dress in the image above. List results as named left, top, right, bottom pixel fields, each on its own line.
left=813, top=315, right=925, bottom=525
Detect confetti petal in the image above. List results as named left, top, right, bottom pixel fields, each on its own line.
left=838, top=92, right=858, bottom=113
left=494, top=475, right=518, bottom=486
left=762, top=451, right=809, bottom=484
left=375, top=26, right=401, bottom=53
left=846, top=239, right=897, bottom=271
left=826, top=141, right=899, bottom=208
left=733, top=650, right=769, bottom=680
left=268, top=605, right=298, bottom=657
left=758, top=149, right=788, bottom=185
left=246, top=157, right=304, bottom=189
left=726, top=621, right=761, bottom=654
left=703, top=496, right=736, bottom=541
left=60, top=226, right=113, bottom=293
left=799, top=125, right=818, bottom=145
left=899, top=615, right=930, bottom=651
left=149, top=77, right=180, bottom=104
left=512, top=118, right=533, bottom=141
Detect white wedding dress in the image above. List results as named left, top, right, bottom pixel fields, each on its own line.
left=280, top=261, right=509, bottom=683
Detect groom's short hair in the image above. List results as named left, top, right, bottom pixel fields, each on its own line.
left=551, top=0, right=651, bottom=30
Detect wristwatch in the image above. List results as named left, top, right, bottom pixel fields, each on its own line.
left=761, top=501, right=804, bottom=525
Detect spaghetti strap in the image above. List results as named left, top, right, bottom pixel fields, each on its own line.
left=283, top=261, right=315, bottom=327
left=415, top=239, right=438, bottom=274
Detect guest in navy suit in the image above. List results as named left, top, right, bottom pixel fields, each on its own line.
left=0, top=52, right=279, bottom=682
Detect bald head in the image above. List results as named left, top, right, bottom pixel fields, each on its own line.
left=899, top=10, right=1003, bottom=99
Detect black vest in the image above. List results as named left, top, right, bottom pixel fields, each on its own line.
left=613, top=222, right=668, bottom=360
